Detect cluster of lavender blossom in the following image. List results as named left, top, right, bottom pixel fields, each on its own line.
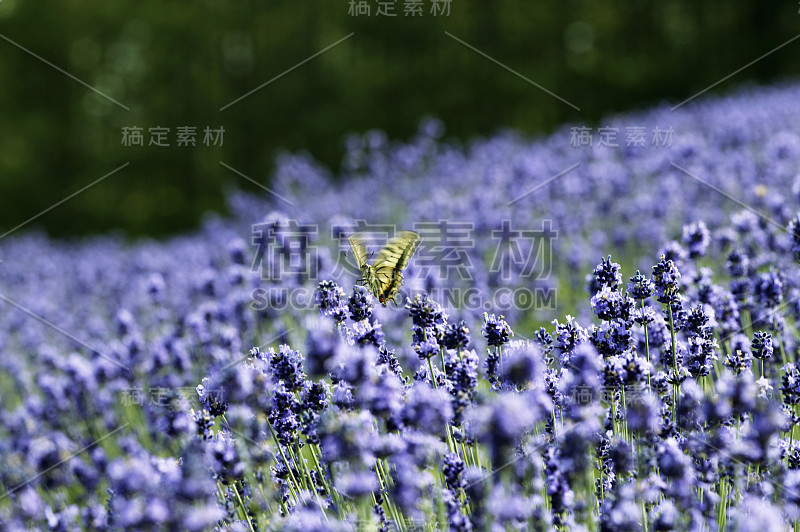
left=2, top=82, right=800, bottom=530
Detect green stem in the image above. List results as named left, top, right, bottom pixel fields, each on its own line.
left=289, top=443, right=309, bottom=491
left=308, top=444, right=334, bottom=500
left=231, top=481, right=257, bottom=532
left=358, top=495, right=372, bottom=530
left=460, top=439, right=472, bottom=468
left=374, top=462, right=405, bottom=530
left=267, top=421, right=300, bottom=504
left=642, top=499, right=648, bottom=532
left=428, top=355, right=456, bottom=453
left=297, top=443, right=330, bottom=523
left=611, top=395, right=618, bottom=436
left=779, top=331, right=788, bottom=366
left=668, top=304, right=678, bottom=421
left=743, top=308, right=753, bottom=339
left=620, top=385, right=629, bottom=444
left=641, top=300, right=651, bottom=391
left=497, top=345, right=503, bottom=381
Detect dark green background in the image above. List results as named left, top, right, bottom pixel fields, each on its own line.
left=0, top=1, right=797, bottom=237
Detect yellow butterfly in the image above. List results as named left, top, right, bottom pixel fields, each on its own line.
left=348, top=230, right=422, bottom=306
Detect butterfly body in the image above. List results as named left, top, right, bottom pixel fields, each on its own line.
left=349, top=230, right=421, bottom=306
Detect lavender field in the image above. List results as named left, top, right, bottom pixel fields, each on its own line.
left=4, top=82, right=800, bottom=530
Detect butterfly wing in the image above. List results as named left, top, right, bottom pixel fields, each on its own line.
left=373, top=231, right=421, bottom=273
left=348, top=233, right=370, bottom=270
left=372, top=231, right=421, bottom=303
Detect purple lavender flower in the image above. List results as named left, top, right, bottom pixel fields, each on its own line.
left=657, top=438, right=694, bottom=507
left=552, top=315, right=587, bottom=361
left=445, top=348, right=479, bottom=425
left=651, top=255, right=681, bottom=304
left=754, top=269, right=783, bottom=308
left=752, top=331, right=773, bottom=360
left=401, top=382, right=453, bottom=435
left=600, top=482, right=640, bottom=532
left=472, top=393, right=539, bottom=464
left=334, top=469, right=378, bottom=497
left=318, top=410, right=376, bottom=464
left=725, top=248, right=750, bottom=278
left=588, top=255, right=622, bottom=294
left=632, top=305, right=657, bottom=327
left=591, top=285, right=634, bottom=323
left=351, top=320, right=385, bottom=348
left=389, top=454, right=433, bottom=520
left=501, top=340, right=544, bottom=389
left=304, top=316, right=340, bottom=378
left=481, top=312, right=513, bottom=347
left=658, top=241, right=688, bottom=268
left=627, top=391, right=661, bottom=434
left=269, top=344, right=305, bottom=391
left=442, top=452, right=466, bottom=491
left=535, top=327, right=554, bottom=361
left=443, top=488, right=472, bottom=531
left=413, top=333, right=440, bottom=360
left=207, top=432, right=246, bottom=485
left=789, top=213, right=800, bottom=261
left=626, top=270, right=653, bottom=301
left=682, top=221, right=711, bottom=259
left=347, top=285, right=373, bottom=322
left=782, top=363, right=800, bottom=405
left=376, top=345, right=404, bottom=376
left=406, top=293, right=448, bottom=329
left=315, top=280, right=347, bottom=322
left=442, top=319, right=471, bottom=350
left=652, top=500, right=677, bottom=531
left=731, top=496, right=786, bottom=532
left=723, top=336, right=751, bottom=375
left=358, top=370, right=403, bottom=425
left=269, top=383, right=301, bottom=446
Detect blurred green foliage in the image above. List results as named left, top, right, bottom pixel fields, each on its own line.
left=0, top=0, right=797, bottom=237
